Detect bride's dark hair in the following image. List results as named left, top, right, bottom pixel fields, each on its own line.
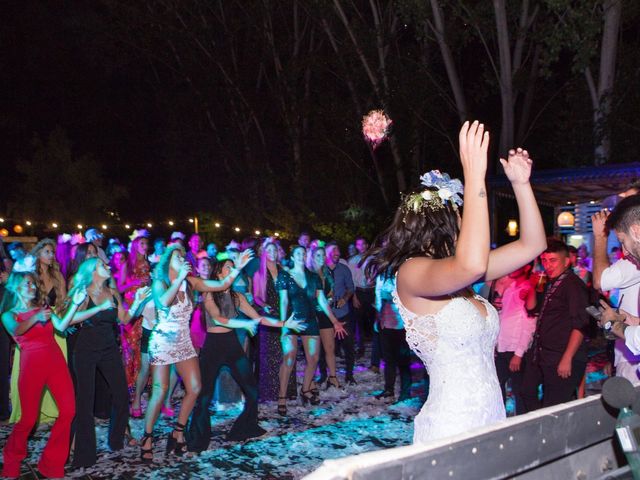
left=364, top=185, right=461, bottom=280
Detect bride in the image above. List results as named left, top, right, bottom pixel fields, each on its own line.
left=365, top=121, right=545, bottom=443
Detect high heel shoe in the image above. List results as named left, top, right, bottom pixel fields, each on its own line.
left=165, top=422, right=187, bottom=457
left=277, top=397, right=287, bottom=416
left=326, top=375, right=341, bottom=390
left=300, top=389, right=320, bottom=406
left=310, top=380, right=320, bottom=397
left=140, top=431, right=154, bottom=464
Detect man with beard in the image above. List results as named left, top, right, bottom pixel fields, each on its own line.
left=592, top=197, right=640, bottom=384
left=599, top=195, right=640, bottom=351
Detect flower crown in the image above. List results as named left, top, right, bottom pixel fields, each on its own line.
left=401, top=170, right=464, bottom=219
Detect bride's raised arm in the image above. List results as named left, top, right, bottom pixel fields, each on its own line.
left=399, top=120, right=490, bottom=298
left=484, top=149, right=546, bottom=281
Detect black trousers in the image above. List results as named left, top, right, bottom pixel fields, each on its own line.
left=0, top=324, right=11, bottom=419
left=381, top=328, right=411, bottom=395
left=188, top=331, right=264, bottom=452
left=494, top=351, right=526, bottom=415
left=520, top=353, right=586, bottom=413
left=318, top=312, right=355, bottom=379
left=72, top=345, right=129, bottom=468
left=354, top=288, right=375, bottom=350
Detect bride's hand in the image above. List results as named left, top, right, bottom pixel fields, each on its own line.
left=500, top=148, right=532, bottom=186
left=459, top=120, right=489, bottom=180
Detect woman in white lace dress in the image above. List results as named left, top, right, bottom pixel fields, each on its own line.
left=364, top=121, right=546, bottom=443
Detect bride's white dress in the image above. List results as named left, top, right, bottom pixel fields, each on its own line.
left=394, top=292, right=506, bottom=443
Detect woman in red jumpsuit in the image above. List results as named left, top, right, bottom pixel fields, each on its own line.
left=1, top=262, right=86, bottom=479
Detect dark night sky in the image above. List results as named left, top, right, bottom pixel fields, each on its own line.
left=3, top=1, right=638, bottom=240
left=1, top=2, right=183, bottom=222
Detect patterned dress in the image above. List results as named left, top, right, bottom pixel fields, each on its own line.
left=257, top=268, right=297, bottom=401
left=121, top=259, right=150, bottom=389
left=149, top=281, right=197, bottom=366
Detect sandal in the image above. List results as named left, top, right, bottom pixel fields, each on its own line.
left=300, top=389, right=320, bottom=406
left=140, top=431, right=154, bottom=463
left=310, top=380, right=320, bottom=397
left=166, top=422, right=187, bottom=457
left=125, top=425, right=138, bottom=447
left=326, top=375, right=341, bottom=390
left=277, top=397, right=287, bottom=416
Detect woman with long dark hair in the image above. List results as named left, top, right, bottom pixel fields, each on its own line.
left=140, top=243, right=252, bottom=462
left=187, top=258, right=305, bottom=451
left=364, top=122, right=546, bottom=442
left=67, top=257, right=150, bottom=468
left=253, top=239, right=297, bottom=401
left=1, top=262, right=86, bottom=478
left=276, top=245, right=346, bottom=415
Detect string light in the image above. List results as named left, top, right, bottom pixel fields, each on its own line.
left=0, top=217, right=280, bottom=239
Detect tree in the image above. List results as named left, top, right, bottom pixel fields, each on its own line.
left=10, top=128, right=127, bottom=223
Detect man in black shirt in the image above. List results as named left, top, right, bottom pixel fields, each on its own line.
left=521, top=239, right=589, bottom=412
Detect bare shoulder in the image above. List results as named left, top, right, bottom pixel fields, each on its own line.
left=397, top=257, right=435, bottom=290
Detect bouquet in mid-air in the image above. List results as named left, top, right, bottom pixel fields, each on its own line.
left=362, top=109, right=392, bottom=150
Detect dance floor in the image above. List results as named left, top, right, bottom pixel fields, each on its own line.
left=0, top=354, right=426, bottom=479
left=0, top=346, right=608, bottom=479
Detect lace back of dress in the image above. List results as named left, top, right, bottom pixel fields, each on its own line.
left=392, top=290, right=439, bottom=363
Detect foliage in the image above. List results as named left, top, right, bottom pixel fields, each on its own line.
left=10, top=127, right=127, bottom=223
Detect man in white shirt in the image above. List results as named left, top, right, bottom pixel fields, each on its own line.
left=595, top=195, right=640, bottom=367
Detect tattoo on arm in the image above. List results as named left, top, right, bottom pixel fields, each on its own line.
left=479, top=188, right=486, bottom=198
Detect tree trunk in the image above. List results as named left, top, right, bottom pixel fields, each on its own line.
left=493, top=0, right=514, bottom=157
left=428, top=0, right=467, bottom=122
left=593, top=0, right=622, bottom=165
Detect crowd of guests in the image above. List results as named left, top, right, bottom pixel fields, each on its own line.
left=489, top=181, right=640, bottom=416
left=2, top=180, right=639, bottom=476
left=0, top=227, right=410, bottom=476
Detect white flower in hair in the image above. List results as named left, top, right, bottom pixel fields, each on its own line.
left=420, top=191, right=433, bottom=201
left=438, top=187, right=453, bottom=201
left=13, top=255, right=37, bottom=273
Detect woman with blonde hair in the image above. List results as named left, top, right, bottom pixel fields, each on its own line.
left=1, top=259, right=86, bottom=478
left=9, top=239, right=68, bottom=424
left=68, top=257, right=150, bottom=468
left=140, top=243, right=252, bottom=462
